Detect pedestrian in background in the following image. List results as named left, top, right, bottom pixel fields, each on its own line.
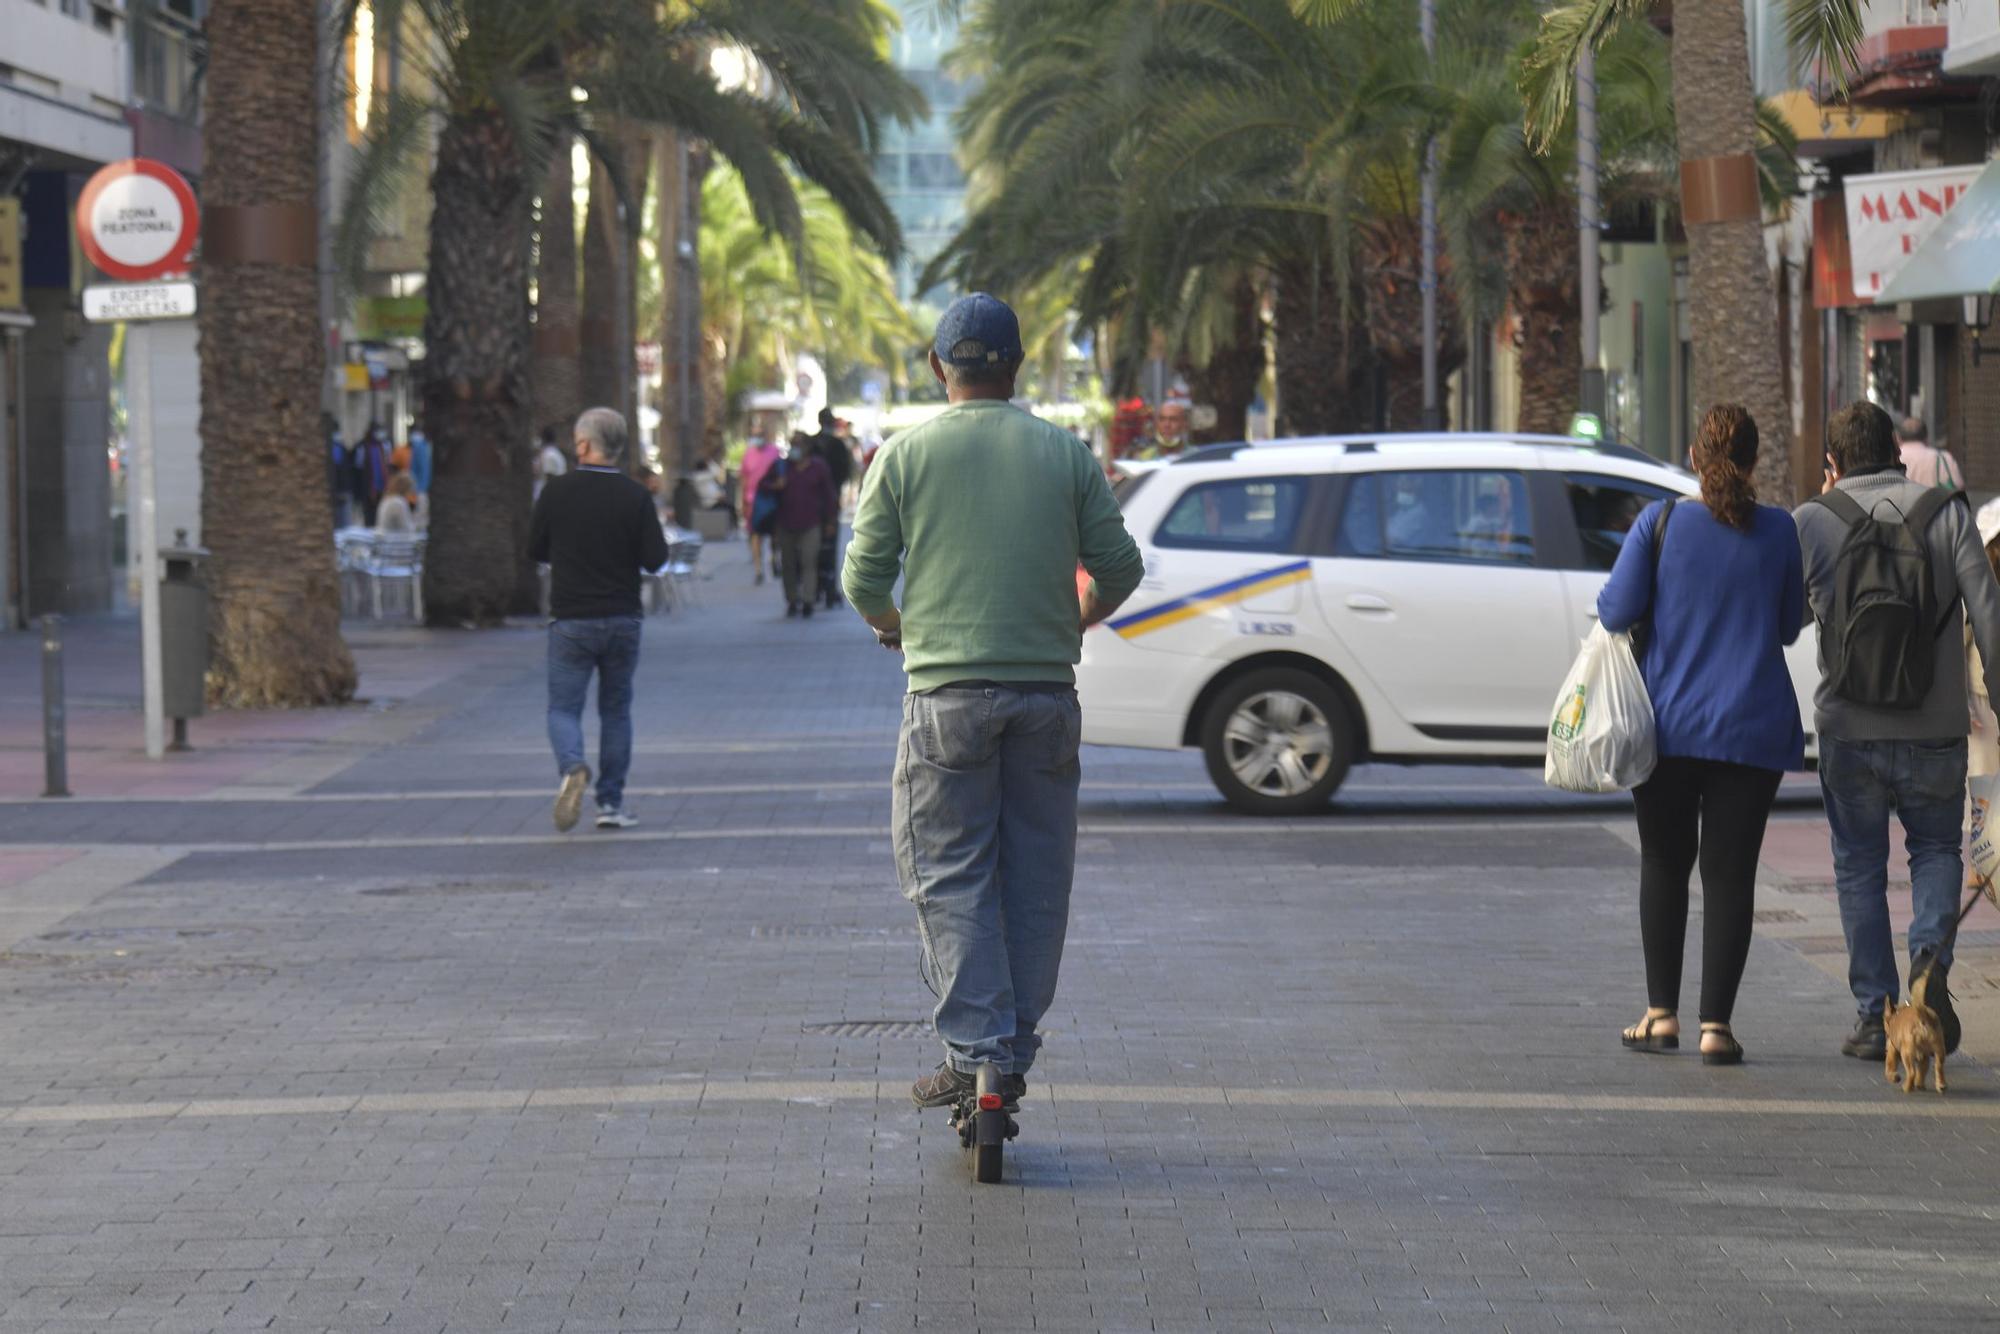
left=375, top=474, right=420, bottom=534
left=1601, top=405, right=1805, bottom=1066
left=1798, top=400, right=2000, bottom=1063
left=740, top=432, right=782, bottom=585
left=774, top=431, right=837, bottom=618
left=533, top=425, right=568, bottom=502
left=813, top=408, right=853, bottom=609
left=327, top=419, right=353, bottom=529
left=528, top=408, right=669, bottom=833
left=351, top=422, right=389, bottom=527
left=843, top=292, right=1145, bottom=1109
left=408, top=424, right=433, bottom=497
left=1897, top=416, right=1963, bottom=492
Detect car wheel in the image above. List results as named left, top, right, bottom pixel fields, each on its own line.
left=1199, top=668, right=1354, bottom=815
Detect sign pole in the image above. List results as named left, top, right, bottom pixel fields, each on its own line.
left=129, top=321, right=165, bottom=761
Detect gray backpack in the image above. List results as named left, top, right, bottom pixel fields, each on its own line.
left=1808, top=487, right=1958, bottom=709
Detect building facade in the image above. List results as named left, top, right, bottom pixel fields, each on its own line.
left=874, top=3, right=975, bottom=306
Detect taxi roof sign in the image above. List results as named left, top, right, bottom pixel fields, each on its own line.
left=1568, top=412, right=1605, bottom=441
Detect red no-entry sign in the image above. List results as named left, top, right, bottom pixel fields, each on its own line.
left=74, top=158, right=200, bottom=283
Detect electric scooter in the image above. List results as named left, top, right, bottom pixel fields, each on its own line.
left=947, top=1063, right=1017, bottom=1183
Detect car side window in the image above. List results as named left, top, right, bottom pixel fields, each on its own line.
left=1336, top=470, right=1535, bottom=566
left=1565, top=474, right=1674, bottom=571
left=1155, top=477, right=1308, bottom=552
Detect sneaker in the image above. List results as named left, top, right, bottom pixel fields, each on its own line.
left=910, top=1063, right=976, bottom=1109
left=1003, top=1073, right=1026, bottom=1109
left=801, top=603, right=814, bottom=619
left=785, top=603, right=800, bottom=618
left=553, top=765, right=590, bottom=832
left=595, top=806, right=639, bottom=830
left=1841, top=1014, right=1887, bottom=1061
left=755, top=568, right=765, bottom=586
left=1913, top=949, right=1961, bottom=1055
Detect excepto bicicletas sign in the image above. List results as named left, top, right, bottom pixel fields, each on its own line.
left=74, top=157, right=200, bottom=284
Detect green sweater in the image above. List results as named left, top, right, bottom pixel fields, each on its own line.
left=842, top=400, right=1145, bottom=692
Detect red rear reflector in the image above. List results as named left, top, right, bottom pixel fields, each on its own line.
left=978, top=1093, right=1003, bottom=1111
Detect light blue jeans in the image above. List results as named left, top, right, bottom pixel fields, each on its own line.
left=893, top=685, right=1082, bottom=1075
left=547, top=615, right=643, bottom=810
left=1819, top=735, right=1966, bottom=1017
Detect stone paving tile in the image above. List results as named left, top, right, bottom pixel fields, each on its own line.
left=2, top=549, right=1999, bottom=1332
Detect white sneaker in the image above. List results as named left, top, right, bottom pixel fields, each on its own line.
left=553, top=766, right=591, bottom=831
left=595, top=806, right=638, bottom=830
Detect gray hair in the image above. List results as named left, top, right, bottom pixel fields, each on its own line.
left=574, top=407, right=628, bottom=465
left=1897, top=415, right=1927, bottom=445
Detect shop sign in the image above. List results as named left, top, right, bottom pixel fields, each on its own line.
left=1844, top=164, right=1984, bottom=301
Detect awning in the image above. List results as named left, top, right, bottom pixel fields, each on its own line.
left=1880, top=158, right=2000, bottom=302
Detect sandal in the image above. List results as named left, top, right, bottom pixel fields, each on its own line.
left=1621, top=1008, right=1679, bottom=1053
left=1699, top=1022, right=1743, bottom=1067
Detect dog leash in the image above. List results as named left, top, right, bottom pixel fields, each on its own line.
left=1909, top=877, right=1996, bottom=999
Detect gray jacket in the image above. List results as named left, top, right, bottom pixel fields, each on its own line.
left=1794, top=469, right=2000, bottom=742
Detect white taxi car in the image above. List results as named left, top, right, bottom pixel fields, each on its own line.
left=1078, top=433, right=1819, bottom=814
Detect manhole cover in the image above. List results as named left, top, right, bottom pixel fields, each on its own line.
left=360, top=880, right=544, bottom=897
left=1753, top=908, right=1807, bottom=924
left=801, top=1020, right=932, bottom=1039
left=750, top=925, right=918, bottom=939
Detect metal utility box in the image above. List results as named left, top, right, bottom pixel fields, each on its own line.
left=159, top=534, right=210, bottom=724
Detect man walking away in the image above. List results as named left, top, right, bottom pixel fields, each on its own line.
left=813, top=408, right=853, bottom=608
left=1797, top=401, right=2000, bottom=1062
left=773, top=434, right=837, bottom=618
left=528, top=408, right=669, bottom=832
left=1897, top=416, right=1963, bottom=492
left=843, top=292, right=1145, bottom=1109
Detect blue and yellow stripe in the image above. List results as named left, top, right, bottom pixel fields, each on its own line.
left=1108, top=560, right=1312, bottom=639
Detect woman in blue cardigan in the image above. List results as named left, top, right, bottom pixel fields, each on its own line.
left=1597, top=405, right=1807, bottom=1065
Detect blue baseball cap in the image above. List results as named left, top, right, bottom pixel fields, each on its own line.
left=933, top=292, right=1023, bottom=367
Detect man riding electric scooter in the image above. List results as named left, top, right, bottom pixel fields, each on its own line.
left=842, top=294, right=1143, bottom=1176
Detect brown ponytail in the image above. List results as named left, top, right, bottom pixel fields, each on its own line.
left=1692, top=404, right=1758, bottom=532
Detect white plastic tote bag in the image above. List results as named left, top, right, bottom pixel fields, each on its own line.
left=1969, top=771, right=2000, bottom=889
left=1544, top=623, right=1657, bottom=793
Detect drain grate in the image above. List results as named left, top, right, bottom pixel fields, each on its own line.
left=360, top=880, right=545, bottom=897
left=1752, top=908, right=1808, bottom=924
left=751, top=924, right=918, bottom=939
left=802, top=1020, right=932, bottom=1039
left=0, top=953, right=273, bottom=983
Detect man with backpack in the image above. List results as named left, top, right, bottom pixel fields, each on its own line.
left=1798, top=401, right=2000, bottom=1062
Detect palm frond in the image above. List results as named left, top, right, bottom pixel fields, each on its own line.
left=1520, top=0, right=1644, bottom=153
left=1783, top=0, right=1865, bottom=96
left=332, top=90, right=432, bottom=300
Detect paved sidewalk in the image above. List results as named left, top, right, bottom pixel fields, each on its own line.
left=2, top=542, right=1999, bottom=1332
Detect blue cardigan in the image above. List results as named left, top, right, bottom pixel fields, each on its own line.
left=1596, top=499, right=1807, bottom=773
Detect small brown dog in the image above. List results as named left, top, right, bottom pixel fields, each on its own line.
left=1884, top=988, right=1947, bottom=1094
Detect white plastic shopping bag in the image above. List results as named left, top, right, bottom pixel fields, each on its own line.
left=1543, top=623, right=1657, bottom=793
left=1969, top=771, right=2000, bottom=890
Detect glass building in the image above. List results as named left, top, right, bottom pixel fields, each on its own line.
left=876, top=4, right=975, bottom=305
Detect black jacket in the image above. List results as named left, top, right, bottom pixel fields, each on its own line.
left=528, top=466, right=671, bottom=618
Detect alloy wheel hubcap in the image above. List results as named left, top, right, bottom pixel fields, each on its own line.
left=1222, top=691, right=1334, bottom=797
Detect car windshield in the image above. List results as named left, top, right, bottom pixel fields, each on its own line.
left=1111, top=470, right=1154, bottom=510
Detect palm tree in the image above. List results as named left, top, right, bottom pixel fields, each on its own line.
left=532, top=138, right=580, bottom=443
left=339, top=0, right=919, bottom=624
left=1525, top=0, right=1866, bottom=498
left=197, top=0, right=356, bottom=707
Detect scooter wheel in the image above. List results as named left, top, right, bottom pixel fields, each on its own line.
left=974, top=1140, right=1003, bottom=1184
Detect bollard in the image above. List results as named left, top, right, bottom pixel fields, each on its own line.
left=41, top=614, right=69, bottom=798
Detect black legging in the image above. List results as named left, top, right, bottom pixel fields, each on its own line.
left=1631, top=756, right=1783, bottom=1024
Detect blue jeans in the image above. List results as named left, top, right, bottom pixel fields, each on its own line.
left=547, top=615, right=643, bottom=810
left=892, top=685, right=1082, bottom=1075
left=1819, top=735, right=1966, bottom=1017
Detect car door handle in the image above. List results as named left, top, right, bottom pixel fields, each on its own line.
left=1345, top=594, right=1392, bottom=613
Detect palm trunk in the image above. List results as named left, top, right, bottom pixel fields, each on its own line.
left=1671, top=0, right=1792, bottom=500
left=580, top=150, right=621, bottom=414
left=525, top=137, right=579, bottom=613
left=1503, top=202, right=1582, bottom=436
left=197, top=0, right=355, bottom=707
left=656, top=132, right=709, bottom=476
left=533, top=138, right=580, bottom=442
left=1273, top=252, right=1369, bottom=436
left=1182, top=273, right=1265, bottom=444
left=1362, top=215, right=1464, bottom=431
left=421, top=108, right=533, bottom=626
